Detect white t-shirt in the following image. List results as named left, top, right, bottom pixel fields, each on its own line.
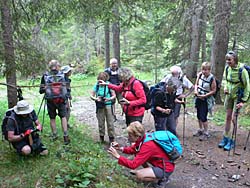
left=160, top=74, right=194, bottom=95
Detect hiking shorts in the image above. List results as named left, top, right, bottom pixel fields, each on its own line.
left=195, top=97, right=208, bottom=122
left=152, top=166, right=172, bottom=179
left=224, top=95, right=238, bottom=111
left=12, top=135, right=46, bottom=154
left=47, top=100, right=66, bottom=118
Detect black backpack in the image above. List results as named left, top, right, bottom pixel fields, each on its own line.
left=129, top=79, right=151, bottom=110
left=1, top=109, right=18, bottom=141
left=149, top=82, right=166, bottom=115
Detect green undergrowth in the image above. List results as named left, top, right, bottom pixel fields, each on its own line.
left=0, top=104, right=142, bottom=188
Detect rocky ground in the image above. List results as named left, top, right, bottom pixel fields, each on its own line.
left=71, top=96, right=250, bottom=188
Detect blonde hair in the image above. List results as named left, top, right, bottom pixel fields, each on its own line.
left=118, top=67, right=133, bottom=81
left=127, top=121, right=145, bottom=137
left=201, top=62, right=212, bottom=70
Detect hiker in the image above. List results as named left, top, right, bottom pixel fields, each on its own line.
left=61, top=65, right=73, bottom=128
left=153, top=80, right=183, bottom=135
left=218, top=51, right=250, bottom=151
left=99, top=67, right=146, bottom=126
left=105, top=58, right=122, bottom=121
left=90, top=72, right=116, bottom=143
left=6, top=100, right=48, bottom=156
left=108, top=121, right=174, bottom=187
left=193, top=62, right=216, bottom=141
left=161, top=65, right=194, bottom=127
left=39, top=60, right=70, bottom=145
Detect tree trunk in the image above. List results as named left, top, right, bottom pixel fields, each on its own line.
left=201, top=0, right=208, bottom=62
left=189, top=0, right=203, bottom=78
left=104, top=20, right=110, bottom=68
left=112, top=6, right=120, bottom=67
left=1, top=0, right=17, bottom=108
left=210, top=0, right=231, bottom=104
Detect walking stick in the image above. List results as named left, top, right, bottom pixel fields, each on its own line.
left=228, top=109, right=239, bottom=156
left=182, top=98, right=186, bottom=146
left=244, top=130, right=250, bottom=151
left=37, top=95, right=45, bottom=116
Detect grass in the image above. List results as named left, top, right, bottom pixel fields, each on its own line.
left=0, top=74, right=143, bottom=188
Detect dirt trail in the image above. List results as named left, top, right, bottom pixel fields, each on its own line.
left=72, top=96, right=250, bottom=188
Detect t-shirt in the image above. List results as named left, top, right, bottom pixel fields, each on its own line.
left=6, top=110, right=37, bottom=134
left=93, top=83, right=113, bottom=106
left=161, top=74, right=193, bottom=95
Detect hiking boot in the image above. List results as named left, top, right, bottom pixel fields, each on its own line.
left=218, top=136, right=229, bottom=148
left=199, top=132, right=211, bottom=141
left=154, top=179, right=170, bottom=188
left=193, top=130, right=203, bottom=137
left=224, top=139, right=235, bottom=151
left=63, top=135, right=70, bottom=145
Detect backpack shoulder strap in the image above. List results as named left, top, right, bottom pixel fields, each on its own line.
left=130, top=79, right=137, bottom=97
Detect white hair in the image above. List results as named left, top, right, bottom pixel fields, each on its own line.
left=170, top=65, right=183, bottom=75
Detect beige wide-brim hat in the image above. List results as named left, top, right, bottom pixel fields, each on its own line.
left=13, top=100, right=34, bottom=115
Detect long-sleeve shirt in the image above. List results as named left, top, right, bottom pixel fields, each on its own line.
left=118, top=136, right=175, bottom=172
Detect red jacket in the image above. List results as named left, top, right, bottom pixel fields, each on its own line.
left=108, top=77, right=146, bottom=116
left=118, top=135, right=175, bottom=172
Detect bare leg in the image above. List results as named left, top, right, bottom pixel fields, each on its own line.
left=50, top=118, right=57, bottom=134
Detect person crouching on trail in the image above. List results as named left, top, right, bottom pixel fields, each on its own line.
left=6, top=100, right=48, bottom=156
left=108, top=121, right=174, bottom=187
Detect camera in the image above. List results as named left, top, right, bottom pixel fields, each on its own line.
left=111, top=142, right=119, bottom=147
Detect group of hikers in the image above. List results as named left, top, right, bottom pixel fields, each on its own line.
left=4, top=50, right=250, bottom=187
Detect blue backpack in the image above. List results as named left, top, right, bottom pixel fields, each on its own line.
left=144, top=131, right=183, bottom=161
left=149, top=82, right=166, bottom=115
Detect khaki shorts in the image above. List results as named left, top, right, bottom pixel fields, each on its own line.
left=224, top=95, right=238, bottom=111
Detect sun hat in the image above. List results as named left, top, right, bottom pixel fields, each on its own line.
left=61, top=65, right=73, bottom=74
left=13, top=100, right=34, bottom=115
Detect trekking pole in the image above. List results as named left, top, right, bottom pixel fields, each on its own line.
left=228, top=109, right=239, bottom=157
left=37, top=95, right=45, bottom=117
left=230, top=129, right=250, bottom=182
left=42, top=98, right=46, bottom=128
left=182, top=98, right=186, bottom=146
left=244, top=130, right=250, bottom=151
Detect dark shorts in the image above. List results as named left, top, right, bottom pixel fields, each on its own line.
left=12, top=134, right=46, bottom=154
left=125, top=115, right=143, bottom=126
left=152, top=166, right=172, bottom=179
left=47, top=100, right=66, bottom=119
left=195, top=98, right=208, bottom=122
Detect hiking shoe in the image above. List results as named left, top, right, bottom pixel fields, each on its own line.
left=40, top=149, right=48, bottom=156
left=193, top=130, right=203, bottom=137
left=218, top=136, right=229, bottom=148
left=154, top=179, right=170, bottom=188
left=199, top=132, right=211, bottom=141
left=224, top=139, right=235, bottom=151
left=63, top=135, right=70, bottom=145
